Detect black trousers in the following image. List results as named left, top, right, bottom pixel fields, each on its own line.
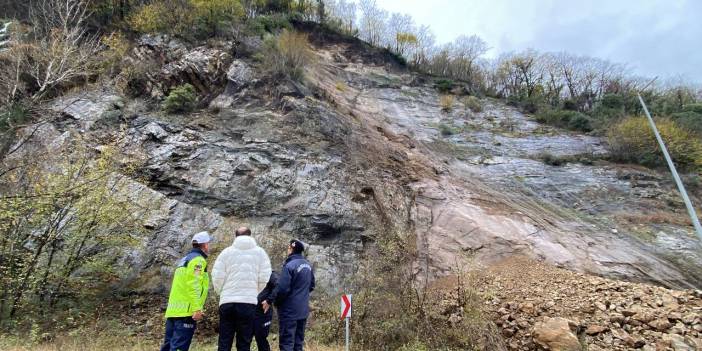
left=218, top=303, right=255, bottom=351
left=279, top=318, right=307, bottom=351
left=254, top=310, right=273, bottom=351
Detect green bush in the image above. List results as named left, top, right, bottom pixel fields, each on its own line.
left=607, top=116, right=702, bottom=171
left=0, top=103, right=30, bottom=132
left=591, top=93, right=626, bottom=122
left=682, top=103, right=702, bottom=114
left=535, top=110, right=593, bottom=132
left=434, top=79, right=455, bottom=93
left=245, top=13, right=292, bottom=37
left=389, top=51, right=408, bottom=66
left=539, top=152, right=566, bottom=166
left=128, top=0, right=244, bottom=38
left=562, top=99, right=578, bottom=111
left=567, top=113, right=592, bottom=132
left=438, top=123, right=460, bottom=136
left=128, top=2, right=172, bottom=34
left=600, top=94, right=625, bottom=109
left=671, top=111, right=702, bottom=135
left=162, top=84, right=197, bottom=113
left=463, top=96, right=482, bottom=112
left=508, top=95, right=543, bottom=114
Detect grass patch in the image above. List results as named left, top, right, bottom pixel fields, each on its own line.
left=0, top=333, right=340, bottom=351
left=438, top=123, right=462, bottom=136
left=538, top=152, right=602, bottom=167
left=0, top=103, right=31, bottom=132
left=440, top=95, right=455, bottom=112
left=539, top=152, right=566, bottom=166
left=463, top=96, right=482, bottom=113
left=162, top=84, right=197, bottom=114
left=400, top=89, right=420, bottom=98
left=434, top=79, right=455, bottom=93
left=535, top=110, right=593, bottom=132
left=335, top=81, right=348, bottom=91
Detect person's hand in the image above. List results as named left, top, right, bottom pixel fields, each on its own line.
left=192, top=310, right=204, bottom=321
left=262, top=300, right=270, bottom=313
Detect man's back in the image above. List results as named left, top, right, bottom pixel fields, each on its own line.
left=212, top=235, right=272, bottom=305
left=274, top=254, right=315, bottom=321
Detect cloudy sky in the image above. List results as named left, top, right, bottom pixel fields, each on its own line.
left=376, top=0, right=702, bottom=83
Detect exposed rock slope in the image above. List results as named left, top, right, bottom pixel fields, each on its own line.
left=18, top=26, right=702, bottom=293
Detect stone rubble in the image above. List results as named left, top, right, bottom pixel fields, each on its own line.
left=479, top=257, right=702, bottom=350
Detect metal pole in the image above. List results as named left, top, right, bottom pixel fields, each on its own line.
left=345, top=317, right=350, bottom=351
left=637, top=93, right=702, bottom=240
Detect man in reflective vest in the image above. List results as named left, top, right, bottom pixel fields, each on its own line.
left=160, top=231, right=211, bottom=351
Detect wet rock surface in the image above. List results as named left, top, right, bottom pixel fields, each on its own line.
left=308, top=44, right=701, bottom=288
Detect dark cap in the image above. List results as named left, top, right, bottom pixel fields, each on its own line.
left=289, top=239, right=305, bottom=254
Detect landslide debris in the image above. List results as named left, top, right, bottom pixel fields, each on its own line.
left=479, top=257, right=702, bottom=350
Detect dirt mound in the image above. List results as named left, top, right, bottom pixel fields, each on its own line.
left=294, top=20, right=406, bottom=69
left=478, top=256, right=702, bottom=350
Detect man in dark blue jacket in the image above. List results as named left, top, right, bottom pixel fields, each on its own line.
left=254, top=271, right=278, bottom=351
left=266, top=239, right=315, bottom=351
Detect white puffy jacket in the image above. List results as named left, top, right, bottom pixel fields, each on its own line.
left=211, top=235, right=272, bottom=305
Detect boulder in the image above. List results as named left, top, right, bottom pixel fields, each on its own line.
left=519, top=302, right=536, bottom=315
left=134, top=34, right=187, bottom=64
left=226, top=60, right=254, bottom=87
left=209, top=60, right=254, bottom=108
left=648, top=318, right=672, bottom=332
left=663, top=333, right=697, bottom=351
left=585, top=324, right=608, bottom=335
left=160, top=47, right=232, bottom=98
left=533, top=317, right=582, bottom=351
left=128, top=36, right=232, bottom=99
left=51, top=93, right=124, bottom=130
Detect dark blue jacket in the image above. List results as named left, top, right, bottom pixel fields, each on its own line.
left=271, top=254, right=315, bottom=320
left=256, top=271, right=279, bottom=316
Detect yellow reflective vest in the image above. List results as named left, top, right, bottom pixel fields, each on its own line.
left=165, top=248, right=209, bottom=318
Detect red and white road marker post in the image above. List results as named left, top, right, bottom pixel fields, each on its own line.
left=340, top=294, right=352, bottom=351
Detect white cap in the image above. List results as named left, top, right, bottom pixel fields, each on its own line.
left=192, top=231, right=211, bottom=244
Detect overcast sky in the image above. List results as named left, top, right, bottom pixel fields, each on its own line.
left=376, top=0, right=702, bottom=83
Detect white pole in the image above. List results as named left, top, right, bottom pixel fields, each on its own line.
left=637, top=93, right=702, bottom=240
left=345, top=317, right=350, bottom=351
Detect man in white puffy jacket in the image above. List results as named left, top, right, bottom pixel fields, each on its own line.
left=212, top=227, right=272, bottom=351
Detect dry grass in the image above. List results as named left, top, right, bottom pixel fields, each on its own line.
left=440, top=95, right=455, bottom=112
left=0, top=334, right=342, bottom=351
left=615, top=210, right=691, bottom=226
left=335, top=81, right=348, bottom=91
left=265, top=29, right=315, bottom=80
left=463, top=96, right=483, bottom=112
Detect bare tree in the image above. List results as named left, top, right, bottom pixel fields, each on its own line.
left=0, top=0, right=101, bottom=104
left=410, top=24, right=435, bottom=66
left=325, top=0, right=357, bottom=35
left=358, top=0, right=388, bottom=47
left=386, top=12, right=415, bottom=55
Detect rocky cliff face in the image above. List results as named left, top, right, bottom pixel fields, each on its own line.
left=16, top=27, right=702, bottom=292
